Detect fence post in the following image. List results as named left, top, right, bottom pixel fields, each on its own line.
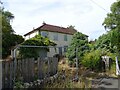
left=0, top=60, right=2, bottom=89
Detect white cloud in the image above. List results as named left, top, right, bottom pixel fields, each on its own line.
left=6, top=0, right=116, bottom=40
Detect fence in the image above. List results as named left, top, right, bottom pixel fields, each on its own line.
left=2, top=57, right=58, bottom=88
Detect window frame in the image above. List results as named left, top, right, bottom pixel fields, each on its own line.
left=53, top=33, right=58, bottom=41
left=64, top=46, right=68, bottom=52
left=41, top=31, right=48, bottom=38
left=64, top=34, right=67, bottom=41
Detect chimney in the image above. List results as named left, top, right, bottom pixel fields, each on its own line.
left=43, top=21, right=46, bottom=25
left=33, top=27, right=35, bottom=30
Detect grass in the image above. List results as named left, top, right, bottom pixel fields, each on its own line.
left=13, top=58, right=118, bottom=89
left=44, top=58, right=117, bottom=88
left=45, top=58, right=92, bottom=88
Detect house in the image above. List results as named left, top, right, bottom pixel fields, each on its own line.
left=24, top=23, right=77, bottom=57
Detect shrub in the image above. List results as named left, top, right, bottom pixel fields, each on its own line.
left=106, top=52, right=116, bottom=61
left=81, top=49, right=102, bottom=71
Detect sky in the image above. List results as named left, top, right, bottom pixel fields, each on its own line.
left=3, top=0, right=116, bottom=40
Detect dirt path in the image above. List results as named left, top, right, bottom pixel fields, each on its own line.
left=92, top=77, right=119, bottom=89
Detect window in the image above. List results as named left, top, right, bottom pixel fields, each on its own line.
left=41, top=31, right=48, bottom=37
left=64, top=46, right=68, bottom=52
left=64, top=34, right=67, bottom=41
left=53, top=33, right=58, bottom=41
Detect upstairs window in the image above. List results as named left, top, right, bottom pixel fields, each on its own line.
left=53, top=33, right=58, bottom=41
left=64, top=34, right=67, bottom=41
left=41, top=31, right=48, bottom=38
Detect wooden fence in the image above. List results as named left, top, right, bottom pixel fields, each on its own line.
left=2, top=57, right=58, bottom=88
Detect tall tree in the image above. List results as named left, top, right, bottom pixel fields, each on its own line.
left=1, top=8, right=24, bottom=58
left=66, top=32, right=89, bottom=61
left=103, top=1, right=120, bottom=55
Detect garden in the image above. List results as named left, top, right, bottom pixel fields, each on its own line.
left=1, top=0, right=120, bottom=89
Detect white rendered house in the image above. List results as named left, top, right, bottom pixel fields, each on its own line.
left=24, top=23, right=77, bottom=57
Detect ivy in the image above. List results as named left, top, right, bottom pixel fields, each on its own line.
left=19, top=35, right=56, bottom=58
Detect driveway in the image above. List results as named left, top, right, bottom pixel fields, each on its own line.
left=92, top=77, right=120, bottom=89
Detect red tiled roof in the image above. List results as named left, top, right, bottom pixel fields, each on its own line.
left=24, top=23, right=77, bottom=36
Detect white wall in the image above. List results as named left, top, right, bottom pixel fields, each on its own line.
left=48, top=32, right=72, bottom=46
left=25, top=31, right=39, bottom=40
left=25, top=31, right=73, bottom=57
left=47, top=31, right=73, bottom=57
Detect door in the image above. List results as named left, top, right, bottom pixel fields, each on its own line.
left=39, top=49, right=47, bottom=58
left=59, top=47, right=62, bottom=56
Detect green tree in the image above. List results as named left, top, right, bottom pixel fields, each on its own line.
left=94, top=32, right=117, bottom=53
left=1, top=8, right=24, bottom=58
left=66, top=32, right=89, bottom=61
left=103, top=1, right=120, bottom=55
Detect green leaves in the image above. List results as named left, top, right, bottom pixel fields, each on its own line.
left=82, top=49, right=102, bottom=70
left=103, top=1, right=120, bottom=54
left=66, top=32, right=89, bottom=61
left=103, top=1, right=120, bottom=30
left=19, top=35, right=56, bottom=58
left=1, top=8, right=24, bottom=58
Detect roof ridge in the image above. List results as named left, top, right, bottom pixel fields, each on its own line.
left=24, top=23, right=77, bottom=36
left=44, top=23, right=67, bottom=29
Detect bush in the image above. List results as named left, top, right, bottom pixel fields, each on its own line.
left=106, top=52, right=116, bottom=61
left=81, top=49, right=102, bottom=71
left=68, top=60, right=74, bottom=67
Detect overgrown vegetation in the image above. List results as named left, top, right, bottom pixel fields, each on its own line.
left=82, top=49, right=102, bottom=71
left=19, top=35, right=56, bottom=58
left=66, top=32, right=89, bottom=62
left=66, top=1, right=120, bottom=71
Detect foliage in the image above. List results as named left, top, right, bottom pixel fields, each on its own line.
left=81, top=49, right=102, bottom=70
left=19, top=35, right=56, bottom=58
left=14, top=81, right=24, bottom=89
left=88, top=40, right=96, bottom=51
left=106, top=51, right=116, bottom=61
left=1, top=8, right=14, bottom=33
left=1, top=8, right=24, bottom=58
left=66, top=32, right=89, bottom=61
left=82, top=48, right=116, bottom=71
left=2, top=34, right=24, bottom=58
left=103, top=1, right=120, bottom=54
left=94, top=32, right=117, bottom=53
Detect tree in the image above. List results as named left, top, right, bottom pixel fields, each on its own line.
left=66, top=32, right=89, bottom=61
left=94, top=32, right=117, bottom=53
left=67, top=25, right=75, bottom=30
left=1, top=8, right=24, bottom=58
left=103, top=1, right=120, bottom=55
